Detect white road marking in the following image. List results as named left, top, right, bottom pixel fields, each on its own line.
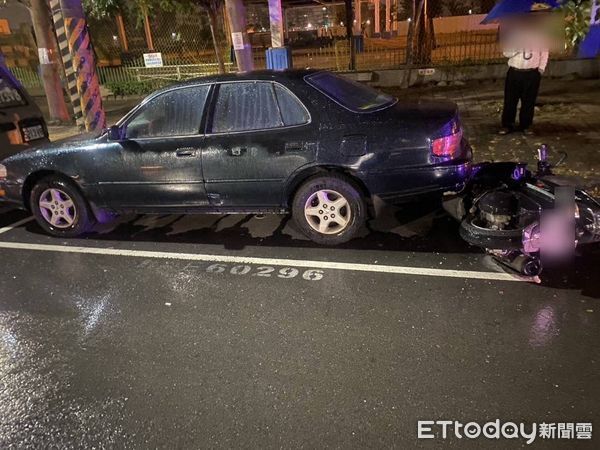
left=0, top=217, right=34, bottom=235
left=0, top=240, right=530, bottom=282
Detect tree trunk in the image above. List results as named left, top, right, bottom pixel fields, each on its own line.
left=225, top=0, right=254, bottom=72
left=142, top=7, right=155, bottom=51
left=208, top=10, right=226, bottom=74
left=115, top=13, right=129, bottom=52
left=344, top=0, right=355, bottom=70
left=407, top=0, right=425, bottom=65
left=415, top=0, right=431, bottom=64
left=428, top=10, right=435, bottom=49
left=30, top=0, right=70, bottom=123
left=385, top=0, right=391, bottom=32
left=59, top=0, right=106, bottom=131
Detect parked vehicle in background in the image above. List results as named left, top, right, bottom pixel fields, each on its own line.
left=0, top=69, right=471, bottom=245
left=0, top=60, right=49, bottom=160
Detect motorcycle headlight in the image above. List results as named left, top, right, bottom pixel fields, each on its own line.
left=0, top=165, right=6, bottom=180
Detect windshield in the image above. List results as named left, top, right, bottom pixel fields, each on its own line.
left=0, top=73, right=27, bottom=109
left=305, top=72, right=396, bottom=113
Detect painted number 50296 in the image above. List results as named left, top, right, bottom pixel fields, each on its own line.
left=205, top=264, right=324, bottom=281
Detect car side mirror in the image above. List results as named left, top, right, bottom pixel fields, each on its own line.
left=106, top=125, right=123, bottom=141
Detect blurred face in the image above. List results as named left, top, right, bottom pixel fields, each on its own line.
left=499, top=13, right=564, bottom=52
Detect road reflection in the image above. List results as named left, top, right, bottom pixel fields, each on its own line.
left=529, top=305, right=559, bottom=348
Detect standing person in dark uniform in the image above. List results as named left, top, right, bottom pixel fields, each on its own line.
left=499, top=49, right=549, bottom=135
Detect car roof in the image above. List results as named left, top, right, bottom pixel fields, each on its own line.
left=155, top=69, right=323, bottom=93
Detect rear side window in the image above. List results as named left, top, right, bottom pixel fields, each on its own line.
left=212, top=82, right=282, bottom=133
left=126, top=85, right=209, bottom=139
left=273, top=84, right=310, bottom=126
left=305, top=72, right=396, bottom=113
left=0, top=75, right=27, bottom=109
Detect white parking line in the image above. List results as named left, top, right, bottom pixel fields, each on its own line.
left=0, top=240, right=529, bottom=282
left=0, top=217, right=34, bottom=235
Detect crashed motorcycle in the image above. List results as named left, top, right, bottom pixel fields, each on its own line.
left=445, top=145, right=600, bottom=277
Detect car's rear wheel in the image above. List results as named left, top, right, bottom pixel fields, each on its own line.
left=30, top=175, right=95, bottom=237
left=292, top=174, right=366, bottom=245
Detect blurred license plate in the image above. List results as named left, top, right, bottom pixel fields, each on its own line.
left=22, top=125, right=45, bottom=142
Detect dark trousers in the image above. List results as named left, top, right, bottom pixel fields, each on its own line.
left=501, top=67, right=541, bottom=130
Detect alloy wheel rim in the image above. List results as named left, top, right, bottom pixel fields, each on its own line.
left=304, top=189, right=352, bottom=235
left=39, top=188, right=77, bottom=229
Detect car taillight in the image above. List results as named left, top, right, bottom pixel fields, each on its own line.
left=431, top=129, right=463, bottom=157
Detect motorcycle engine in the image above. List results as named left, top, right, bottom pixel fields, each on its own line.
left=478, top=191, right=519, bottom=230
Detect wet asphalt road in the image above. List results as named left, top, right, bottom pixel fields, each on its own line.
left=0, top=204, right=599, bottom=448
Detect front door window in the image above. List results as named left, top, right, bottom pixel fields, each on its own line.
left=126, top=85, right=210, bottom=139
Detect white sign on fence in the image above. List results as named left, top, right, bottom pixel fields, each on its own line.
left=231, top=32, right=245, bottom=51
left=143, top=52, right=164, bottom=68
left=418, top=68, right=436, bottom=76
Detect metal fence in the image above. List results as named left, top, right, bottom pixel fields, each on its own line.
left=4, top=8, right=568, bottom=95
left=88, top=30, right=507, bottom=95
left=7, top=66, right=43, bottom=90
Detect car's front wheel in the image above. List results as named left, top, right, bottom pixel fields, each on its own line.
left=292, top=174, right=366, bottom=245
left=30, top=175, right=95, bottom=237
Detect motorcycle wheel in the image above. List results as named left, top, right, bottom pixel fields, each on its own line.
left=459, top=215, right=523, bottom=250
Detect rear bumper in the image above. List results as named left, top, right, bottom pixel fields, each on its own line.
left=365, top=159, right=472, bottom=203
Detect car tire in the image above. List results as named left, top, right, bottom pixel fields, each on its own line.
left=292, top=173, right=366, bottom=245
left=30, top=175, right=95, bottom=238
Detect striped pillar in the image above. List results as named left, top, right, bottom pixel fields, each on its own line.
left=50, top=0, right=105, bottom=132
left=50, top=0, right=83, bottom=128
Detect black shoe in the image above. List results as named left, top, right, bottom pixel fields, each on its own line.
left=521, top=128, right=535, bottom=136
left=498, top=127, right=512, bottom=135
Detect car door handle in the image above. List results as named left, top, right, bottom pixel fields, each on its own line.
left=176, top=148, right=196, bottom=157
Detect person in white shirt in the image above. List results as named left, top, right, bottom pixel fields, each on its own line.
left=499, top=49, right=549, bottom=135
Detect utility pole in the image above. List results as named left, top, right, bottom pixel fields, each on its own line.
left=268, top=0, right=284, bottom=48
left=58, top=0, right=105, bottom=131
left=225, top=0, right=253, bottom=72
left=265, top=0, right=292, bottom=69
left=30, top=0, right=70, bottom=122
